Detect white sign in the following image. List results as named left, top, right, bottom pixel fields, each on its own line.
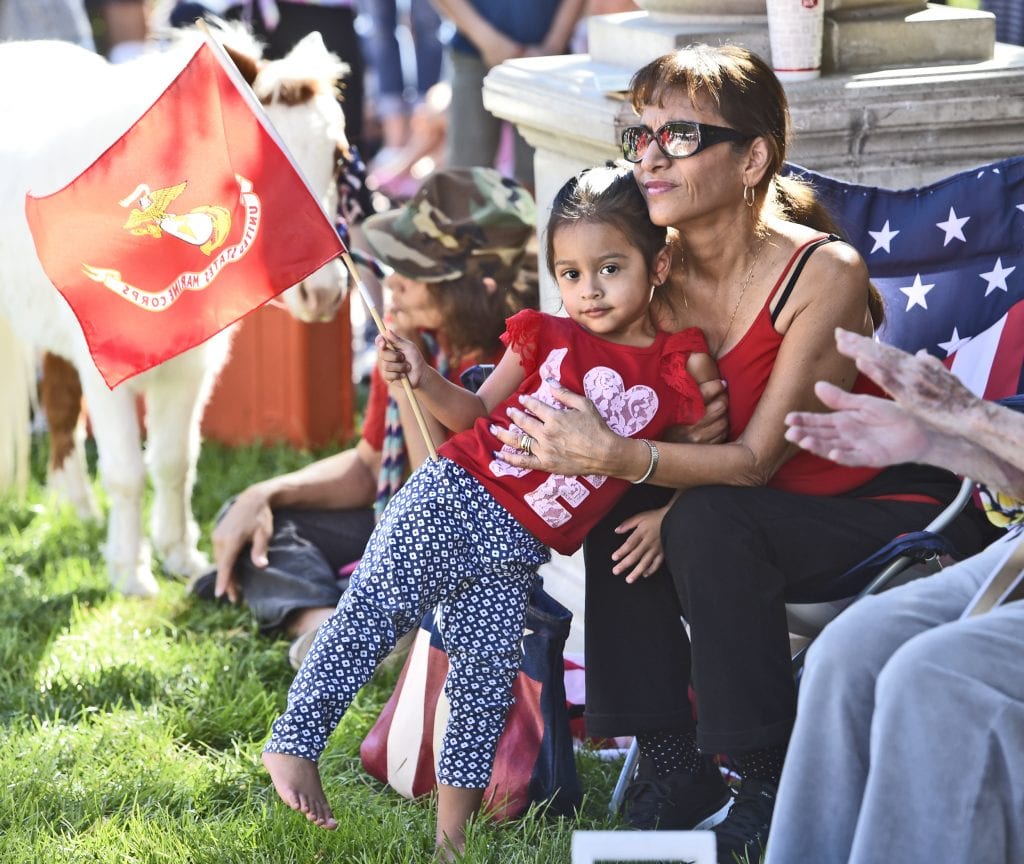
left=571, top=830, right=717, bottom=864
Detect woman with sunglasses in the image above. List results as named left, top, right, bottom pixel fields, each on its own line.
left=491, top=44, right=996, bottom=861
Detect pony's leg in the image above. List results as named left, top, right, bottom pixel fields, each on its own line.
left=0, top=314, right=35, bottom=494
left=77, top=367, right=157, bottom=597
left=142, top=357, right=213, bottom=580
left=39, top=352, right=99, bottom=520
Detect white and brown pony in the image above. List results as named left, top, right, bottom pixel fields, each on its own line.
left=0, top=26, right=350, bottom=596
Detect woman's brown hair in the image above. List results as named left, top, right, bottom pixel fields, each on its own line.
left=629, top=44, right=884, bottom=325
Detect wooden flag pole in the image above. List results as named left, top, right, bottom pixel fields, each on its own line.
left=192, top=21, right=436, bottom=459
left=340, top=251, right=438, bottom=461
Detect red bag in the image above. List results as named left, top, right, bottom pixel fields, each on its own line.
left=360, top=585, right=581, bottom=821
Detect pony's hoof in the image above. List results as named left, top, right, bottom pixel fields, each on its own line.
left=158, top=545, right=211, bottom=580
left=109, top=567, right=160, bottom=598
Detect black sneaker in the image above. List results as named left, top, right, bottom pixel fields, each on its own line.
left=621, top=756, right=733, bottom=831
left=186, top=568, right=218, bottom=600
left=713, top=778, right=776, bottom=863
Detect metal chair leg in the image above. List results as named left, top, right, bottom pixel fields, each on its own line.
left=609, top=737, right=639, bottom=815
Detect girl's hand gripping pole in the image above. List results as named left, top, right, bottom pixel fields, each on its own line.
left=340, top=251, right=438, bottom=461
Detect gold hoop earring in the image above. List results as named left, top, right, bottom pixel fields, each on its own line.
left=743, top=184, right=755, bottom=208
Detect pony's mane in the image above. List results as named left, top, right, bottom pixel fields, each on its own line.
left=161, top=17, right=265, bottom=61
left=250, top=33, right=350, bottom=106
left=163, top=18, right=350, bottom=106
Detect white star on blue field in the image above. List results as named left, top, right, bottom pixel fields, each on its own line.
left=786, top=159, right=1024, bottom=397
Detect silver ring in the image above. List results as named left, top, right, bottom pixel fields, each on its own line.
left=519, top=433, right=533, bottom=455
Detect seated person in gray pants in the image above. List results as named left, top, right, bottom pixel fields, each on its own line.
left=770, top=328, right=1024, bottom=864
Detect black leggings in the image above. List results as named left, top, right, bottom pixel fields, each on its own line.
left=582, top=466, right=998, bottom=754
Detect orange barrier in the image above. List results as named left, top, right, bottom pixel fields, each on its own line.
left=202, top=298, right=354, bottom=448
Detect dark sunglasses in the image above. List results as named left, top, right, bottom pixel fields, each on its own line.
left=620, top=120, right=750, bottom=163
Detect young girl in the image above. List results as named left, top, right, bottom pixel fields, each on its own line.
left=262, top=165, right=718, bottom=856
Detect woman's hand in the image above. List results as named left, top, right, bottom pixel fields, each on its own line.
left=491, top=380, right=621, bottom=477
left=211, top=486, right=274, bottom=604
left=376, top=330, right=428, bottom=388
left=611, top=504, right=672, bottom=583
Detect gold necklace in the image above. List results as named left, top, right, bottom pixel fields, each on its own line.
left=715, top=233, right=766, bottom=355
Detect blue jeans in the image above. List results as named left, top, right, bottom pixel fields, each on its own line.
left=364, top=0, right=442, bottom=118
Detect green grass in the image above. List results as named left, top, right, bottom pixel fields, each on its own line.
left=0, top=436, right=623, bottom=863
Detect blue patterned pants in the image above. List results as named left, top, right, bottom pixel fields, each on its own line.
left=264, top=458, right=549, bottom=788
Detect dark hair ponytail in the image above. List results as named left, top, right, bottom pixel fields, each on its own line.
left=545, top=165, right=668, bottom=278
left=773, top=174, right=884, bottom=325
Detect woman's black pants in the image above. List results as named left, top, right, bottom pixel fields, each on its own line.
left=582, top=468, right=998, bottom=755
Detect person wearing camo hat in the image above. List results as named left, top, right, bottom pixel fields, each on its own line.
left=195, top=166, right=537, bottom=675
left=362, top=166, right=536, bottom=285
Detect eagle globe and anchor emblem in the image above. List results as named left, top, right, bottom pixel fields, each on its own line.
left=118, top=181, right=232, bottom=255
left=81, top=175, right=262, bottom=311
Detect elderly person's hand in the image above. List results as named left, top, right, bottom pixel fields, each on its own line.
left=833, top=328, right=980, bottom=435
left=787, top=328, right=970, bottom=469
left=785, top=381, right=937, bottom=468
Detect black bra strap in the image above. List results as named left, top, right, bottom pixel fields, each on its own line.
left=770, top=234, right=841, bottom=325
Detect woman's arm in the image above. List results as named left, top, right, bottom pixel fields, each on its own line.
left=496, top=242, right=873, bottom=489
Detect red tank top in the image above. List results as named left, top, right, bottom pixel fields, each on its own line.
left=718, top=236, right=886, bottom=497
left=440, top=309, right=708, bottom=554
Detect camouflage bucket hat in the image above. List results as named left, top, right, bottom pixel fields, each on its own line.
left=362, top=167, right=536, bottom=283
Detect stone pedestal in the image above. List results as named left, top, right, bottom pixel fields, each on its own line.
left=482, top=2, right=1024, bottom=309
left=600, top=0, right=995, bottom=74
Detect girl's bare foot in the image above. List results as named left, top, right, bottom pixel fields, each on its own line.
left=262, top=751, right=338, bottom=830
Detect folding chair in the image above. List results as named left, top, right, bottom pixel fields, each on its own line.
left=610, top=155, right=1024, bottom=815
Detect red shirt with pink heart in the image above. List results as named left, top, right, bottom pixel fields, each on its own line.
left=438, top=309, right=708, bottom=555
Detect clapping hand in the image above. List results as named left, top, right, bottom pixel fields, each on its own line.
left=785, top=328, right=972, bottom=468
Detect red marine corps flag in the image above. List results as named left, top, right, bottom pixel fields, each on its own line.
left=24, top=36, right=344, bottom=388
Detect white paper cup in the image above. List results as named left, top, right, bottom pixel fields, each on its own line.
left=766, top=0, right=825, bottom=82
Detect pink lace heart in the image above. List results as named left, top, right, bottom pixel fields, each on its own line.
left=583, top=366, right=658, bottom=438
